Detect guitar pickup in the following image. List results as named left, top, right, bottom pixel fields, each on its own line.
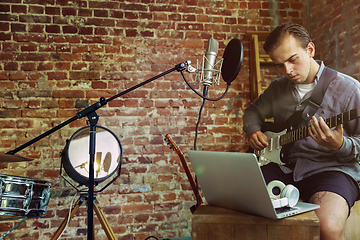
left=269, top=138, right=273, bottom=152
left=275, top=135, right=281, bottom=150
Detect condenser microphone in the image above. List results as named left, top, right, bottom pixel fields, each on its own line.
left=184, top=38, right=243, bottom=101
left=202, top=38, right=219, bottom=86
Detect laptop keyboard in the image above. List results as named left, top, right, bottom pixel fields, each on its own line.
left=275, top=206, right=298, bottom=214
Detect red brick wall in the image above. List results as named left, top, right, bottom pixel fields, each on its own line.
left=309, top=0, right=360, bottom=80
left=0, top=1, right=308, bottom=239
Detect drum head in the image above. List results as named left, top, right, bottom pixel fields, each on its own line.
left=62, top=126, right=122, bottom=185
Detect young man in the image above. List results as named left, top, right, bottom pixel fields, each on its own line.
left=243, top=22, right=360, bottom=240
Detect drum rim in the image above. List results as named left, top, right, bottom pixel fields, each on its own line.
left=62, top=125, right=123, bottom=186
left=0, top=174, right=50, bottom=183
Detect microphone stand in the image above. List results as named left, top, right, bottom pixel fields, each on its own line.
left=6, top=62, right=187, bottom=240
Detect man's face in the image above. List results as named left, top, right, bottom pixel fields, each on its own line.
left=269, top=34, right=315, bottom=84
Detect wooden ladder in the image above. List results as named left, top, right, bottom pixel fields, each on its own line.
left=243, top=31, right=272, bottom=102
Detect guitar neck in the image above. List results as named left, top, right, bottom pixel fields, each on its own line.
left=280, top=107, right=360, bottom=146
left=165, top=134, right=203, bottom=205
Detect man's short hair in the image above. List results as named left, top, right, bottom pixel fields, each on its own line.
left=263, top=22, right=312, bottom=53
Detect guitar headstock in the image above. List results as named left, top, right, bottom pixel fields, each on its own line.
left=164, top=134, right=181, bottom=153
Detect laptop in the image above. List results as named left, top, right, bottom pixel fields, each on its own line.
left=187, top=150, right=319, bottom=219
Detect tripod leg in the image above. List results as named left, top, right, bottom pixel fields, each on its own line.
left=51, top=196, right=85, bottom=240
left=93, top=198, right=116, bottom=240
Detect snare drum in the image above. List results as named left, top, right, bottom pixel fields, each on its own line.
left=0, top=174, right=51, bottom=217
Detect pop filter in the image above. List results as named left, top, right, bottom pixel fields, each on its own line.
left=221, top=39, right=243, bottom=84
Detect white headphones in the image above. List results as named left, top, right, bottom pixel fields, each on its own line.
left=267, top=180, right=299, bottom=208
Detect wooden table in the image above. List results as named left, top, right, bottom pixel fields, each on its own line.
left=192, top=205, right=320, bottom=240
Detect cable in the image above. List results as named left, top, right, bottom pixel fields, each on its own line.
left=193, top=86, right=209, bottom=150
left=180, top=71, right=230, bottom=101
left=57, top=192, right=79, bottom=239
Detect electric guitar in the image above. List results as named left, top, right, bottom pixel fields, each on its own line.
left=255, top=107, right=360, bottom=166
left=164, top=134, right=203, bottom=206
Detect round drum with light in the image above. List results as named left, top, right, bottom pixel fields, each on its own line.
left=62, top=126, right=123, bottom=186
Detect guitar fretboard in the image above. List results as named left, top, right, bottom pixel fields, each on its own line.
left=280, top=107, right=360, bottom=146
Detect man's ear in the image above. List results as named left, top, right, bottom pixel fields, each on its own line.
left=307, top=42, right=315, bottom=58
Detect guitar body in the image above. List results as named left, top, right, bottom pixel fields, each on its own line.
left=256, top=129, right=287, bottom=166
left=249, top=112, right=304, bottom=166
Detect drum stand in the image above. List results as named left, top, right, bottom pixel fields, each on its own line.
left=51, top=194, right=116, bottom=240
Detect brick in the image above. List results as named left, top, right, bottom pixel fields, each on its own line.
left=69, top=71, right=100, bottom=80
left=149, top=5, right=177, bottom=12
left=0, top=110, right=21, bottom=118
left=0, top=72, right=9, bottom=80
left=89, top=1, right=119, bottom=9
left=0, top=5, right=10, bottom=12
left=72, top=62, right=87, bottom=70
left=29, top=6, right=43, bottom=14
left=86, top=18, right=115, bottom=27
left=45, top=6, right=60, bottom=15
left=4, top=62, right=18, bottom=71
left=18, top=81, right=36, bottom=88
left=12, top=5, right=27, bottom=13
left=94, top=9, right=108, bottom=18
left=141, top=30, right=154, bottom=37
left=56, top=44, right=71, bottom=52
left=46, top=25, right=61, bottom=33
left=56, top=0, right=82, bottom=6
left=22, top=109, right=56, bottom=118
left=11, top=23, right=26, bottom=32
left=21, top=42, right=38, bottom=51
left=53, top=90, right=84, bottom=98
left=19, top=15, right=51, bottom=23
left=110, top=10, right=124, bottom=19
left=16, top=53, right=49, bottom=61
left=9, top=71, right=26, bottom=80
left=47, top=72, right=67, bottom=80
left=154, top=202, right=182, bottom=212
left=95, top=28, right=109, bottom=35
left=0, top=32, right=11, bottom=41
left=18, top=90, right=52, bottom=98
left=126, top=29, right=138, bottom=37
left=23, top=0, right=54, bottom=5
left=28, top=24, right=44, bottom=33
left=182, top=14, right=195, bottom=21
left=0, top=22, right=9, bottom=31
left=55, top=62, right=71, bottom=70
left=105, top=46, right=120, bottom=53
left=120, top=3, right=148, bottom=11
left=82, top=36, right=112, bottom=44
left=62, top=7, right=77, bottom=16
left=13, top=33, right=46, bottom=42
left=50, top=53, right=81, bottom=61
left=122, top=204, right=153, bottom=214
left=21, top=62, right=36, bottom=71
left=0, top=13, right=18, bottom=21
left=37, top=62, right=53, bottom=71
left=58, top=99, right=75, bottom=108
left=79, top=26, right=93, bottom=35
